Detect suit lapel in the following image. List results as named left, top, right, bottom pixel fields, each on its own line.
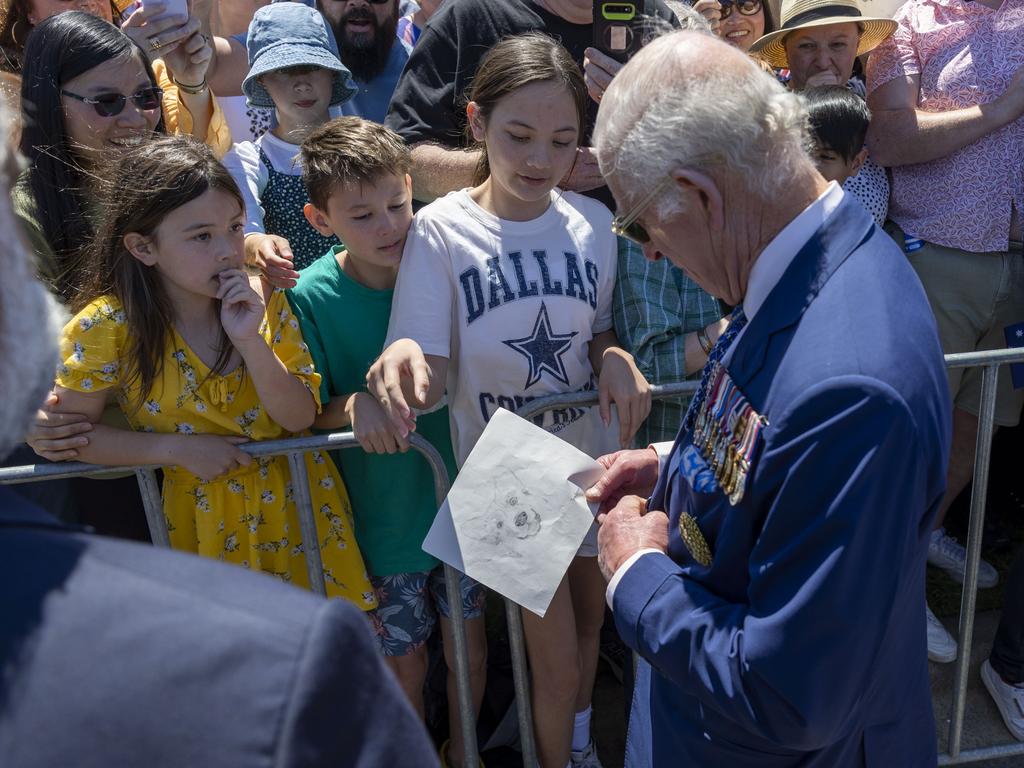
left=729, top=196, right=875, bottom=389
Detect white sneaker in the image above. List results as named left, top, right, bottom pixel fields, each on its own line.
left=928, top=528, right=999, bottom=589
left=981, top=659, right=1024, bottom=741
left=570, top=739, right=604, bottom=768
left=926, top=604, right=957, bottom=663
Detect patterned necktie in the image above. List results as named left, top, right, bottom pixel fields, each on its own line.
left=683, top=305, right=748, bottom=433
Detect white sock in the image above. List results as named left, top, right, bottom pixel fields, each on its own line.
left=571, top=706, right=592, bottom=752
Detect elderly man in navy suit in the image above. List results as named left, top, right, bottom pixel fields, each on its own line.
left=586, top=32, right=951, bottom=767
left=0, top=117, right=437, bottom=767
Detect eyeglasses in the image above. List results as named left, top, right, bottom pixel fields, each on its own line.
left=719, top=0, right=762, bottom=20
left=60, top=87, right=163, bottom=118
left=611, top=175, right=674, bottom=246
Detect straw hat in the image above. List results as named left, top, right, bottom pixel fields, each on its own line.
left=748, top=0, right=897, bottom=70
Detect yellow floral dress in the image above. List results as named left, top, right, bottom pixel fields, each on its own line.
left=56, top=290, right=377, bottom=610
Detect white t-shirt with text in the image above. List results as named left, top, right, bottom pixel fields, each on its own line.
left=387, top=188, right=619, bottom=467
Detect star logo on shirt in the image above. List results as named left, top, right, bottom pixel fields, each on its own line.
left=1017, top=329, right=1024, bottom=339
left=503, top=302, right=578, bottom=389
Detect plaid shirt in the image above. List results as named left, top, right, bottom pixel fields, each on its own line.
left=612, top=238, right=723, bottom=445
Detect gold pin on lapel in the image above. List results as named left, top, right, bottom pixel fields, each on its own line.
left=678, top=512, right=712, bottom=566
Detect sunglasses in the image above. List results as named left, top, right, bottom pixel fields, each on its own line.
left=611, top=175, right=674, bottom=246
left=61, top=87, right=163, bottom=118
left=719, top=0, right=762, bottom=20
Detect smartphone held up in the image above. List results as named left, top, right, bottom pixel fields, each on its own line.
left=593, top=1, right=645, bottom=62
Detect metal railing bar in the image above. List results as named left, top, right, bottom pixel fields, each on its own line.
left=135, top=468, right=169, bottom=549
left=947, top=364, right=1000, bottom=758
left=286, top=451, right=326, bottom=598
left=938, top=741, right=1024, bottom=765
left=514, top=381, right=699, bottom=426
left=505, top=597, right=538, bottom=766
left=943, top=348, right=1024, bottom=369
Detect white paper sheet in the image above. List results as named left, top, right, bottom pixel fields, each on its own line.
left=422, top=407, right=610, bottom=617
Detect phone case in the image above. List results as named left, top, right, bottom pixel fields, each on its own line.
left=593, top=1, right=643, bottom=63
left=140, top=0, right=188, bottom=22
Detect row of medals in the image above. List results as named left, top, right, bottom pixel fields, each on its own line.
left=692, top=363, right=767, bottom=507
left=680, top=364, right=769, bottom=567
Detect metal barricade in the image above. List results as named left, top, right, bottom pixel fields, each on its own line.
left=939, top=348, right=1024, bottom=766
left=503, top=351, right=1024, bottom=767
left=0, top=431, right=479, bottom=768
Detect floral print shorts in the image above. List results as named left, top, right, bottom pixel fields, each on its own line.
left=368, top=568, right=486, bottom=657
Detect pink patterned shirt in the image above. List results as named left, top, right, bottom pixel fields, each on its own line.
left=866, top=0, right=1024, bottom=252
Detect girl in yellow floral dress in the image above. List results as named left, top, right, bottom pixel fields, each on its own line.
left=50, top=136, right=376, bottom=609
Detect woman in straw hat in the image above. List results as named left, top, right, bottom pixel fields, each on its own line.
left=748, top=0, right=895, bottom=91
left=748, top=0, right=895, bottom=227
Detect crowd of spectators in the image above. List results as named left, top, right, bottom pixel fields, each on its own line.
left=0, top=0, right=1021, bottom=763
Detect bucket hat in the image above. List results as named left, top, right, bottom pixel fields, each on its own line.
left=748, top=0, right=897, bottom=70
left=242, top=3, right=357, bottom=109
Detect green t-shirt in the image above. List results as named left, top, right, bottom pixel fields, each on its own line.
left=287, top=247, right=458, bottom=577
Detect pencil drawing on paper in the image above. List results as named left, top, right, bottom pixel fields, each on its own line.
left=463, top=470, right=543, bottom=551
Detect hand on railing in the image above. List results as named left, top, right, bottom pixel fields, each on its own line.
left=597, top=347, right=652, bottom=447
left=345, top=392, right=410, bottom=454
left=167, top=434, right=251, bottom=481
left=25, top=392, right=92, bottom=462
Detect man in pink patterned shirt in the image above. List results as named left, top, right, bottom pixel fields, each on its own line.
left=866, top=0, right=1024, bottom=740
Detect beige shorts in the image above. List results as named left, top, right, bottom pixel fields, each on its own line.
left=886, top=223, right=1024, bottom=427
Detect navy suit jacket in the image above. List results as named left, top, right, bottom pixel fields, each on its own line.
left=0, top=488, right=439, bottom=768
left=614, top=197, right=951, bottom=766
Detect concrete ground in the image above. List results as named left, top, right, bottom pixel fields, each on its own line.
left=582, top=610, right=1024, bottom=768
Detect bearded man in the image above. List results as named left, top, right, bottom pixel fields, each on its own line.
left=320, top=0, right=411, bottom=122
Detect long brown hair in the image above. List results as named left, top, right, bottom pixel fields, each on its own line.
left=76, top=136, right=244, bottom=409
left=466, top=32, right=589, bottom=186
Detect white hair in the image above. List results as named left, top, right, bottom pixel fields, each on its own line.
left=594, top=31, right=813, bottom=218
left=0, top=103, right=66, bottom=461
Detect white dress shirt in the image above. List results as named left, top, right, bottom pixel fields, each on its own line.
left=605, top=182, right=846, bottom=607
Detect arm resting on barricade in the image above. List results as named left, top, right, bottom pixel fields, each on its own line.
left=613, top=377, right=932, bottom=750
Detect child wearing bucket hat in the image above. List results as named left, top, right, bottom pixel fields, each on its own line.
left=222, top=2, right=358, bottom=274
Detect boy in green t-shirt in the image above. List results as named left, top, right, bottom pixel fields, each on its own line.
left=287, top=118, right=486, bottom=766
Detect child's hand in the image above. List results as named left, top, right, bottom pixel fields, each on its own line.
left=598, top=348, right=652, bottom=447
left=25, top=391, right=93, bottom=462
left=173, top=434, right=251, bottom=481
left=365, top=339, right=431, bottom=438
left=245, top=234, right=299, bottom=289
left=346, top=392, right=410, bottom=454
left=218, top=269, right=265, bottom=346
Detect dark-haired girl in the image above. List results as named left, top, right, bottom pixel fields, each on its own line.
left=46, top=135, right=376, bottom=608
left=368, top=33, right=651, bottom=768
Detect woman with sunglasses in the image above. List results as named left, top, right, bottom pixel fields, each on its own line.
left=691, top=0, right=774, bottom=53
left=15, top=10, right=221, bottom=296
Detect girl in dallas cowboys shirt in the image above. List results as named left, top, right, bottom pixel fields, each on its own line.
left=368, top=33, right=651, bottom=768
